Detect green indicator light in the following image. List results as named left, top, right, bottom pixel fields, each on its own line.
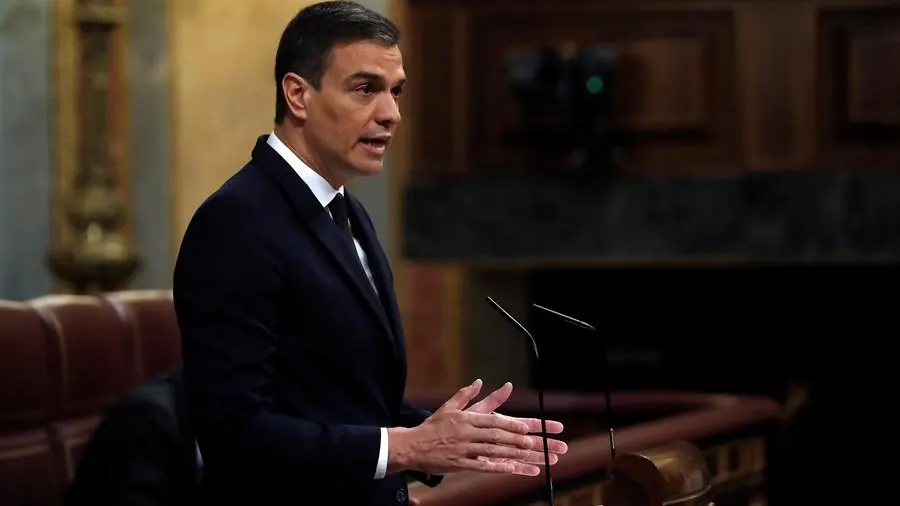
left=585, top=75, right=604, bottom=94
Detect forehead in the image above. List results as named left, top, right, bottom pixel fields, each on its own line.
left=326, top=40, right=405, bottom=81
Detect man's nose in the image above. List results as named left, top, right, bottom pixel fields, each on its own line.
left=376, top=94, right=402, bottom=125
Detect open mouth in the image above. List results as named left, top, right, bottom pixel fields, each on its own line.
left=360, top=138, right=389, bottom=148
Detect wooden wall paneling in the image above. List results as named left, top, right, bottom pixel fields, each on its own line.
left=400, top=263, right=466, bottom=390
left=405, top=0, right=900, bottom=177
left=737, top=1, right=818, bottom=171
left=817, top=4, right=900, bottom=171
left=468, top=6, right=741, bottom=175
left=391, top=0, right=410, bottom=323
left=409, top=2, right=743, bottom=177
left=395, top=0, right=900, bottom=388
left=407, top=6, right=469, bottom=177
left=401, top=5, right=469, bottom=390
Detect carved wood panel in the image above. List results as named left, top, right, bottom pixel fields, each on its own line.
left=405, top=0, right=900, bottom=176
left=469, top=8, right=739, bottom=176
left=818, top=5, right=900, bottom=170
left=408, top=4, right=740, bottom=176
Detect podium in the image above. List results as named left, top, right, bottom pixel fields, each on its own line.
left=602, top=440, right=713, bottom=506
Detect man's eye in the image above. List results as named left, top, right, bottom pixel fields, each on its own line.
left=357, top=84, right=374, bottom=95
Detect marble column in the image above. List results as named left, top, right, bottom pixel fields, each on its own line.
left=128, top=0, right=171, bottom=290
left=0, top=0, right=53, bottom=300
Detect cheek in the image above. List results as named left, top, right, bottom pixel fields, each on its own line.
left=320, top=104, right=366, bottom=150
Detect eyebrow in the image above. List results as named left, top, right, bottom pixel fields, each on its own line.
left=348, top=71, right=407, bottom=88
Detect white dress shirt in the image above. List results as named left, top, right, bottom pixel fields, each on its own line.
left=266, top=132, right=389, bottom=480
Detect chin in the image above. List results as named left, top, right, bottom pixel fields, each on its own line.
left=351, top=159, right=385, bottom=176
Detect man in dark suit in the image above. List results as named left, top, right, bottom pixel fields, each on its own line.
left=63, top=368, right=201, bottom=506
left=172, top=2, right=567, bottom=505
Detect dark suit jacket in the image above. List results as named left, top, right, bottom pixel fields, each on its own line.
left=173, top=135, right=439, bottom=506
left=63, top=368, right=200, bottom=506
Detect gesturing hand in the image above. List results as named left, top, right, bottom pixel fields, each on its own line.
left=387, top=379, right=567, bottom=476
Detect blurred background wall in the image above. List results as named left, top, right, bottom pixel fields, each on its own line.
left=0, top=0, right=898, bottom=429
left=1, top=1, right=898, bottom=504
left=2, top=0, right=899, bottom=392
left=0, top=0, right=396, bottom=295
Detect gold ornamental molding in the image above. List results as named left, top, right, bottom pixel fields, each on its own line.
left=50, top=0, right=140, bottom=294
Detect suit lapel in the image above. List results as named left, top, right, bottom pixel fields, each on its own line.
left=251, top=136, right=397, bottom=359
left=348, top=197, right=403, bottom=343
left=348, top=196, right=407, bottom=385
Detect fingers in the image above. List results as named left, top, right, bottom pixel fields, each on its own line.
left=495, top=414, right=564, bottom=434
left=472, top=427, right=533, bottom=449
left=468, top=457, right=521, bottom=475
left=470, top=428, right=567, bottom=455
left=470, top=456, right=542, bottom=476
left=493, top=459, right=542, bottom=477
left=513, top=434, right=568, bottom=455
left=437, top=379, right=483, bottom=413
left=467, top=443, right=560, bottom=465
left=467, top=411, right=529, bottom=433
left=531, top=436, right=568, bottom=455
left=464, top=414, right=567, bottom=455
left=467, top=381, right=513, bottom=414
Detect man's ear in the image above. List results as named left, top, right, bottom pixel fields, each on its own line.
left=282, top=72, right=310, bottom=121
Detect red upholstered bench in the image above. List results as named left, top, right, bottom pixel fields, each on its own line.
left=0, top=290, right=181, bottom=506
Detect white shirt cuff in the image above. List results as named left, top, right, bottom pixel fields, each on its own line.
left=374, top=427, right=388, bottom=479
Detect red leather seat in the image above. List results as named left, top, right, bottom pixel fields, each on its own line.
left=104, top=290, right=180, bottom=382
left=0, top=291, right=182, bottom=506
left=0, top=300, right=58, bottom=506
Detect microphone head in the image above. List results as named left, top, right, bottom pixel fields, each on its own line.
left=532, top=303, right=597, bottom=332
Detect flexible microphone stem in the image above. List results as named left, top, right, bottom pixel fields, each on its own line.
left=535, top=376, right=552, bottom=499
left=532, top=303, right=617, bottom=467
left=486, top=297, right=555, bottom=506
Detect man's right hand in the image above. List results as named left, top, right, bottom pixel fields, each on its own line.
left=386, top=379, right=568, bottom=476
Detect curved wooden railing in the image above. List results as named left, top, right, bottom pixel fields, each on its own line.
left=404, top=390, right=781, bottom=506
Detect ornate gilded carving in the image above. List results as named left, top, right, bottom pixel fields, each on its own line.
left=48, top=0, right=139, bottom=293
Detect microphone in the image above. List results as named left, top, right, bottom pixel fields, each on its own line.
left=532, top=303, right=617, bottom=469
left=485, top=296, right=555, bottom=506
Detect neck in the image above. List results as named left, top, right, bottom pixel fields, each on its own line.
left=272, top=123, right=346, bottom=190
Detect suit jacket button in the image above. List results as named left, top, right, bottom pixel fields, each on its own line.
left=396, top=489, right=407, bottom=502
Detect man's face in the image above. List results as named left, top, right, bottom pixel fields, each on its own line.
left=302, top=41, right=405, bottom=181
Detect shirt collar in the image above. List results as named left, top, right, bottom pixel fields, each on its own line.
left=266, top=131, right=343, bottom=208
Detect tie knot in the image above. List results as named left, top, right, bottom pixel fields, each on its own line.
left=328, top=193, right=349, bottom=223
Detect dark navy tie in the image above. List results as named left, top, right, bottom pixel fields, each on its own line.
left=327, top=193, right=354, bottom=248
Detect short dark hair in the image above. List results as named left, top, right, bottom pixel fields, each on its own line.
left=273, top=1, right=401, bottom=123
